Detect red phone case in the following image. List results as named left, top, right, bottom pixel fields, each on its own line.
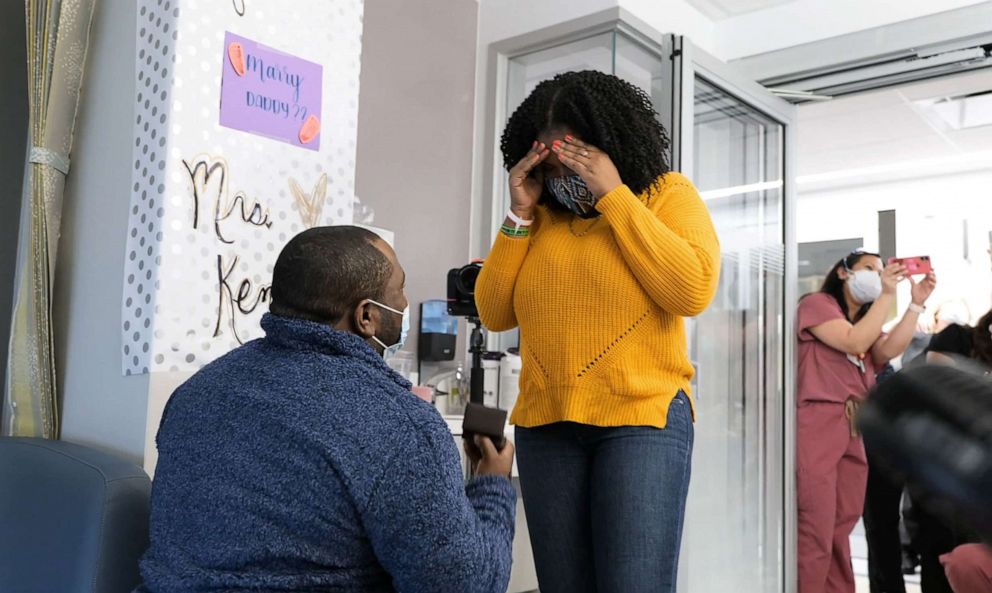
left=888, top=256, right=932, bottom=275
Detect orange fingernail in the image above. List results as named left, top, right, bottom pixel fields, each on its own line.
left=565, top=134, right=574, bottom=141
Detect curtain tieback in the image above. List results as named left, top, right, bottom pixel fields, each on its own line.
left=29, top=146, right=70, bottom=175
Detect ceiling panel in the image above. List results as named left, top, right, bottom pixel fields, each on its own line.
left=799, top=136, right=962, bottom=176
left=944, top=125, right=992, bottom=153
left=799, top=104, right=944, bottom=149
left=797, top=69, right=992, bottom=177
left=684, top=0, right=798, bottom=20
left=798, top=89, right=905, bottom=121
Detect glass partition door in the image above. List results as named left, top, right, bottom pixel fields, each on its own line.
left=675, top=45, right=796, bottom=592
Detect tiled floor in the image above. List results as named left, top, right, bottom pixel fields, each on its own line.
left=853, top=520, right=922, bottom=593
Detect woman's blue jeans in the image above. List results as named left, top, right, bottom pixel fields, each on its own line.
left=515, top=391, right=694, bottom=593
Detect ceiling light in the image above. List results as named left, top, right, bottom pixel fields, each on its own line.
left=915, top=89, right=992, bottom=131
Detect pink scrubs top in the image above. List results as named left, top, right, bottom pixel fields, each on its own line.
left=797, top=292, right=878, bottom=404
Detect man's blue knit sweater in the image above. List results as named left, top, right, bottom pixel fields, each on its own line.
left=137, top=313, right=516, bottom=593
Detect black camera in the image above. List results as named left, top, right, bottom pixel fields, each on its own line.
left=447, top=262, right=482, bottom=318
left=447, top=262, right=488, bottom=405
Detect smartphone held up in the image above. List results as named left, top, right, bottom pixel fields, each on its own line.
left=888, top=255, right=933, bottom=276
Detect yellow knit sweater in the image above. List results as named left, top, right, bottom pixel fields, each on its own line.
left=475, top=173, right=720, bottom=428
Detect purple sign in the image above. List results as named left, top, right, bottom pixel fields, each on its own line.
left=219, top=32, right=323, bottom=150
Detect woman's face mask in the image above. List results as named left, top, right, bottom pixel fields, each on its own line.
left=847, top=269, right=882, bottom=304
left=545, top=175, right=599, bottom=219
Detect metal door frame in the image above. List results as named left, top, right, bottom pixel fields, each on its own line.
left=672, top=35, right=798, bottom=593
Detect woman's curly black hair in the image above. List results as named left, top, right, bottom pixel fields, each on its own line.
left=500, top=70, right=671, bottom=209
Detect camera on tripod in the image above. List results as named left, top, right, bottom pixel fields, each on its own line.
left=446, top=261, right=507, bottom=450
left=447, top=262, right=482, bottom=318
left=417, top=263, right=480, bottom=364
left=446, top=262, right=485, bottom=405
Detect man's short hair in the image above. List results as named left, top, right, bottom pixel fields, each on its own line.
left=269, top=226, right=392, bottom=325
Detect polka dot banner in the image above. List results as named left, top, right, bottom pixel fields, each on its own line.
left=122, top=0, right=363, bottom=375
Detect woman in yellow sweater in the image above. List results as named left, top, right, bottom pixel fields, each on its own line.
left=475, top=70, right=720, bottom=593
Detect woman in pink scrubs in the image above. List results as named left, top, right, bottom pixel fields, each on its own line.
left=796, top=250, right=936, bottom=593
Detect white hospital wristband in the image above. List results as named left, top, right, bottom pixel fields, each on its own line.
left=506, top=209, right=534, bottom=231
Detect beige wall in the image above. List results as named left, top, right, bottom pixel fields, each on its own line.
left=355, top=0, right=480, bottom=360
left=56, top=0, right=150, bottom=465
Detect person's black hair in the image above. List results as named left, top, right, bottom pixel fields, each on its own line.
left=500, top=70, right=671, bottom=211
left=269, top=226, right=391, bottom=325
left=818, top=251, right=881, bottom=322
left=971, top=308, right=992, bottom=365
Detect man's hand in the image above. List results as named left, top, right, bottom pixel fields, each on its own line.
left=463, top=435, right=514, bottom=478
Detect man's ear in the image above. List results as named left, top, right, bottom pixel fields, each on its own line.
left=352, top=299, right=377, bottom=339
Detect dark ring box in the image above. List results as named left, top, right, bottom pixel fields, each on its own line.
left=462, top=403, right=507, bottom=451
